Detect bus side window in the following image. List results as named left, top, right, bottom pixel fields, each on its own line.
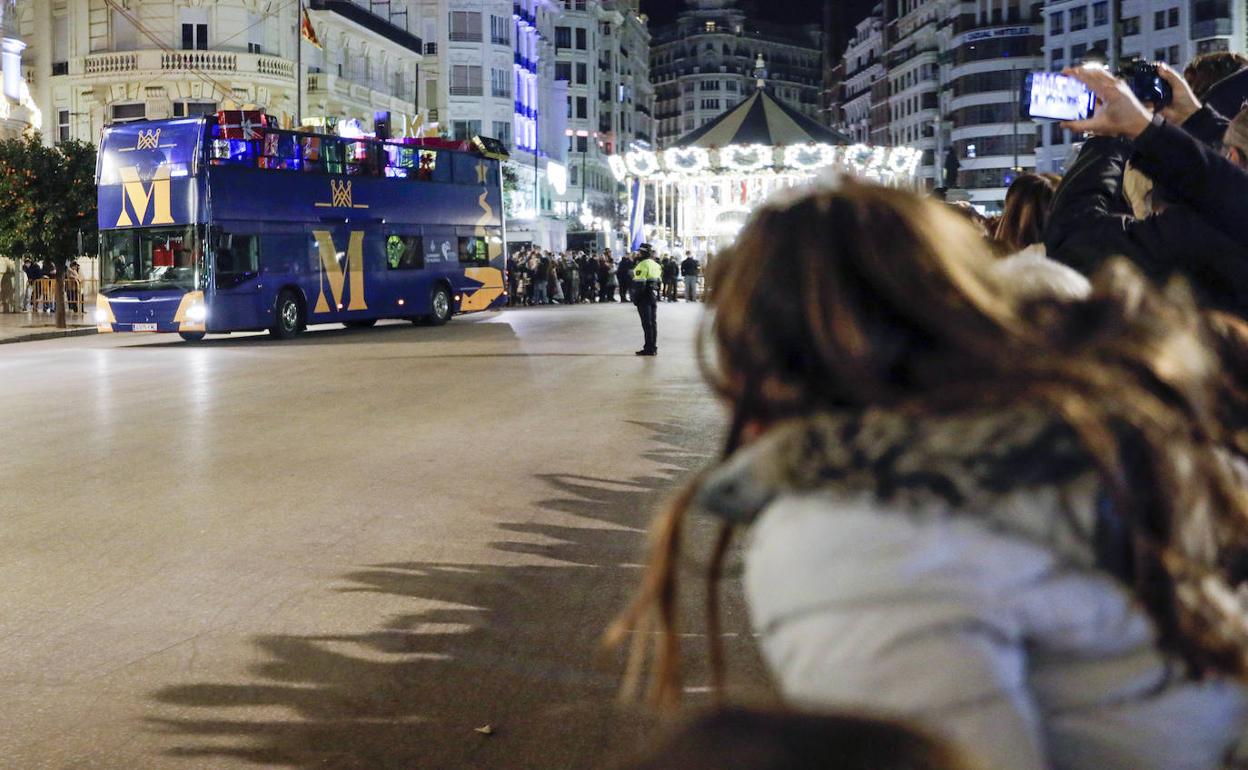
left=386, top=235, right=424, bottom=270
left=458, top=236, right=488, bottom=266
left=215, top=232, right=260, bottom=288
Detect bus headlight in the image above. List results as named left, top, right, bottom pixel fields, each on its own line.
left=94, top=307, right=110, bottom=324
left=186, top=304, right=207, bottom=322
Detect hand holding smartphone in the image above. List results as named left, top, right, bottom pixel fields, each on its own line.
left=1020, top=71, right=1098, bottom=121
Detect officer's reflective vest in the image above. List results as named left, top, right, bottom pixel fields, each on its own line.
left=633, top=258, right=662, bottom=282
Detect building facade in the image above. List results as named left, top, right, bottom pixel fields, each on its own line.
left=13, top=0, right=423, bottom=147
left=880, top=0, right=945, bottom=190
left=1038, top=0, right=1246, bottom=174
left=0, top=0, right=39, bottom=139
left=550, top=0, right=652, bottom=247
left=838, top=10, right=884, bottom=144
left=945, top=0, right=1044, bottom=207
left=650, top=0, right=822, bottom=148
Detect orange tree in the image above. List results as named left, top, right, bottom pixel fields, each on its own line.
left=0, top=134, right=97, bottom=326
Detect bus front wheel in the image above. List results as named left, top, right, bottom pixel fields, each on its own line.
left=428, top=285, right=452, bottom=326
left=271, top=290, right=304, bottom=340
left=179, top=332, right=205, bottom=343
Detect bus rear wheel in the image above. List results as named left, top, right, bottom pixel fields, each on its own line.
left=179, top=332, right=205, bottom=343
left=270, top=290, right=304, bottom=340
left=343, top=319, right=377, bottom=329
left=427, top=285, right=452, bottom=326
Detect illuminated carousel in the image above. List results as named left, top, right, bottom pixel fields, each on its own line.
left=611, top=78, right=922, bottom=253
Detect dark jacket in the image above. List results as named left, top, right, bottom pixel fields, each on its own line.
left=681, top=257, right=699, bottom=277
left=535, top=257, right=550, bottom=280
left=1045, top=132, right=1248, bottom=315
left=1130, top=113, right=1248, bottom=248
left=662, top=259, right=679, bottom=281
left=1204, top=68, right=1248, bottom=124
left=617, top=257, right=634, bottom=282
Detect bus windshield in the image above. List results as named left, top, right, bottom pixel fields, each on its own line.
left=101, top=225, right=204, bottom=293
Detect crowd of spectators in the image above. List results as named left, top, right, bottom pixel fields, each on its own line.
left=506, top=247, right=705, bottom=307
left=609, top=55, right=1248, bottom=770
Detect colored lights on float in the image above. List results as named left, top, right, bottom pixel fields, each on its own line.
left=609, top=144, right=922, bottom=180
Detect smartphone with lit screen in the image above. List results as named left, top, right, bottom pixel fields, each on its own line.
left=1020, top=71, right=1097, bottom=121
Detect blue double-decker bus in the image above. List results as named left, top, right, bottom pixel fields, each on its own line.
left=94, top=116, right=507, bottom=341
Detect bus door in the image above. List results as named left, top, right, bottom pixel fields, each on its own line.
left=209, top=228, right=263, bottom=330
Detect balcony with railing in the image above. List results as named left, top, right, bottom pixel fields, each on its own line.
left=81, top=50, right=295, bottom=81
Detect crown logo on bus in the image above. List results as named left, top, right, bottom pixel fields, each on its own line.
left=315, top=179, right=368, bottom=209
left=136, top=129, right=161, bottom=150
left=331, top=180, right=353, bottom=208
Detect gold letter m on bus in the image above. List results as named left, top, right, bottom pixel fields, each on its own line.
left=313, top=230, right=368, bottom=313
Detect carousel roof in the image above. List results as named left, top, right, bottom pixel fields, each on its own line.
left=674, top=88, right=852, bottom=148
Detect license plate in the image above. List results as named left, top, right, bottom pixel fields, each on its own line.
left=132, top=323, right=157, bottom=332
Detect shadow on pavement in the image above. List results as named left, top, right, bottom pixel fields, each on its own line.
left=149, top=417, right=770, bottom=769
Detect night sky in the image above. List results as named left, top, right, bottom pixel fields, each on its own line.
left=640, top=0, right=877, bottom=31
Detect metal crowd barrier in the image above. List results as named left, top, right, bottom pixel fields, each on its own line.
left=27, top=277, right=87, bottom=314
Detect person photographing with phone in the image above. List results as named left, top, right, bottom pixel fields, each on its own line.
left=1043, top=61, right=1248, bottom=317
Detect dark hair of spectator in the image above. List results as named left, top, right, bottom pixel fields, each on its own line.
left=608, top=180, right=1248, bottom=707
left=994, top=173, right=1057, bottom=252
left=1184, top=52, right=1248, bottom=99
left=617, top=708, right=976, bottom=770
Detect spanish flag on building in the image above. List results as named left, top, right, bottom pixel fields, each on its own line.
left=301, top=7, right=321, bottom=49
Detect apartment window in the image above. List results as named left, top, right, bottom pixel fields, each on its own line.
left=490, top=15, right=511, bottom=45
left=555, top=26, right=571, bottom=49
left=1154, top=10, right=1166, bottom=29
left=699, top=79, right=720, bottom=90
left=1093, top=39, right=1108, bottom=55
left=1169, top=8, right=1180, bottom=26
left=555, top=61, right=571, bottom=81
left=1122, top=16, right=1140, bottom=35
left=247, top=42, right=262, bottom=54
left=1154, top=47, right=1167, bottom=61
left=110, top=103, right=145, bottom=123
left=700, top=98, right=720, bottom=110
left=172, top=101, right=216, bottom=117
left=56, top=109, right=69, bottom=144
left=1071, top=43, right=1087, bottom=61
left=725, top=80, right=737, bottom=92
left=1049, top=10, right=1064, bottom=34
left=492, top=120, right=512, bottom=146
left=576, top=96, right=587, bottom=118
left=576, top=62, right=587, bottom=84
left=1169, top=44, right=1180, bottom=63
left=452, top=119, right=481, bottom=140
left=1093, top=1, right=1108, bottom=25
left=575, top=27, right=587, bottom=50
left=1069, top=6, right=1086, bottom=30
left=576, top=136, right=588, bottom=152
left=684, top=98, right=694, bottom=111
left=449, top=11, right=483, bottom=42
left=491, top=67, right=510, bottom=97
left=52, top=11, right=69, bottom=70
left=450, top=65, right=483, bottom=96
left=181, top=23, right=207, bottom=50
left=1050, top=47, right=1065, bottom=70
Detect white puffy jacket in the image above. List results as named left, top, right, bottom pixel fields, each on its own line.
left=696, top=408, right=1248, bottom=769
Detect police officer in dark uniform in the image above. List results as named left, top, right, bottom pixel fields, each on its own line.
left=631, top=243, right=662, bottom=356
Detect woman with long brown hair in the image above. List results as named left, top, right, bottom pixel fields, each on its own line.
left=609, top=179, right=1248, bottom=770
